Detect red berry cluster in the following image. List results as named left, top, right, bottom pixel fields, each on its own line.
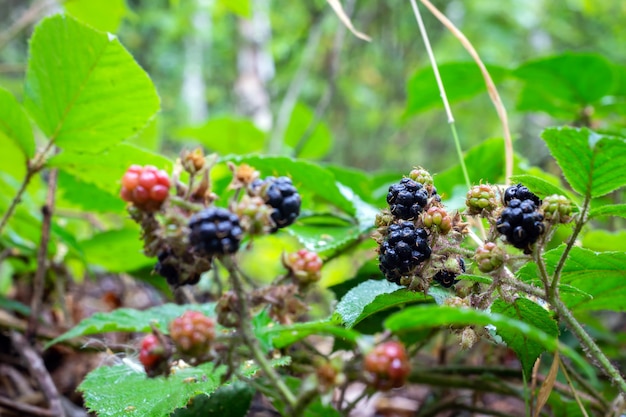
left=120, top=165, right=171, bottom=211
left=364, top=341, right=411, bottom=391
left=169, top=311, right=216, bottom=361
left=284, top=249, right=323, bottom=285
left=138, top=334, right=167, bottom=377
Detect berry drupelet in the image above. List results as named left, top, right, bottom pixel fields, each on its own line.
left=379, top=222, right=431, bottom=284
left=387, top=178, right=429, bottom=220
left=189, top=207, right=244, bottom=255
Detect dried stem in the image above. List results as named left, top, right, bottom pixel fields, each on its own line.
left=419, top=0, right=514, bottom=184
left=27, top=167, right=58, bottom=340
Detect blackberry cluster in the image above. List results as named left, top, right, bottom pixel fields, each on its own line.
left=433, top=258, right=465, bottom=288
left=189, top=207, right=244, bottom=255
left=386, top=178, right=429, bottom=220
left=252, top=176, right=301, bottom=230
left=503, top=183, right=541, bottom=206
left=496, top=186, right=545, bottom=253
left=379, top=222, right=431, bottom=284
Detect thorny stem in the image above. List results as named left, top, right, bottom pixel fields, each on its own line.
left=223, top=257, right=298, bottom=409
left=549, top=194, right=591, bottom=297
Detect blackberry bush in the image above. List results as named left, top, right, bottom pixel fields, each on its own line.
left=386, top=178, right=429, bottom=220
left=378, top=222, right=431, bottom=284
left=189, top=207, right=244, bottom=255
left=251, top=176, right=301, bottom=230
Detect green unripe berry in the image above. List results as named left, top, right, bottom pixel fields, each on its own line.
left=408, top=167, right=433, bottom=186
left=474, top=242, right=505, bottom=273
left=422, top=206, right=452, bottom=234
left=541, top=194, right=573, bottom=223
left=466, top=184, right=497, bottom=215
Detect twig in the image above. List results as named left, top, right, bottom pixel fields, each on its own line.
left=222, top=257, right=297, bottom=409
left=559, top=356, right=591, bottom=417
left=267, top=13, right=326, bottom=154
left=419, top=0, right=514, bottom=184
left=0, top=395, right=54, bottom=417
left=27, top=168, right=58, bottom=340
left=10, top=331, right=66, bottom=417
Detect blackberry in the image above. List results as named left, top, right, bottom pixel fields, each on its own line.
left=466, top=184, right=497, bottom=215
left=378, top=222, right=431, bottom=284
left=503, top=183, right=541, bottom=206
left=169, top=311, right=215, bottom=361
left=189, top=207, right=244, bottom=255
left=433, top=258, right=465, bottom=288
left=251, top=176, right=301, bottom=230
left=474, top=242, right=505, bottom=273
left=387, top=178, right=429, bottom=220
left=496, top=198, right=545, bottom=253
left=154, top=250, right=201, bottom=286
left=120, top=165, right=171, bottom=211
left=139, top=334, right=168, bottom=377
left=541, top=194, right=573, bottom=224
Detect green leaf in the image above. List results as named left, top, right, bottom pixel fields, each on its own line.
left=491, top=298, right=558, bottom=379
left=64, top=0, right=127, bottom=32
left=57, top=170, right=125, bottom=213
left=49, top=142, right=172, bottom=196
left=509, top=174, right=577, bottom=202
left=24, top=15, right=159, bottom=153
left=176, top=117, right=266, bottom=155
left=217, top=0, right=251, bottom=17
left=0, top=87, right=35, bottom=158
left=47, top=303, right=215, bottom=348
left=513, top=53, right=615, bottom=117
left=518, top=246, right=626, bottom=312
left=284, top=102, right=332, bottom=160
left=335, top=279, right=431, bottom=328
left=406, top=62, right=508, bottom=116
left=582, top=230, right=626, bottom=252
left=589, top=204, right=626, bottom=219
left=385, top=304, right=587, bottom=372
left=80, top=228, right=153, bottom=272
left=222, top=155, right=355, bottom=216
left=542, top=127, right=626, bottom=197
left=171, top=382, right=254, bottom=417
left=261, top=320, right=360, bottom=348
left=80, top=362, right=224, bottom=417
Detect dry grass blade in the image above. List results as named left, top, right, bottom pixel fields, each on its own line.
left=419, top=0, right=513, bottom=184
left=559, top=356, right=590, bottom=417
left=534, top=351, right=560, bottom=417
left=326, top=0, right=371, bottom=42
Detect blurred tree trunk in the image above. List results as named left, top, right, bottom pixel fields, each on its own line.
left=181, top=0, right=211, bottom=123
left=235, top=0, right=274, bottom=132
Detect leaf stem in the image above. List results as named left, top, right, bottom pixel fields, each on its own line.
left=223, top=257, right=297, bottom=409
left=549, top=194, right=591, bottom=297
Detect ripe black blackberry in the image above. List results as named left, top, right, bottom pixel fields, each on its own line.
left=379, top=222, right=431, bottom=284
left=503, top=183, right=541, bottom=206
left=189, top=207, right=244, bottom=255
left=251, top=176, right=301, bottom=230
left=433, top=258, right=465, bottom=288
left=387, top=178, right=429, bottom=220
left=496, top=198, right=545, bottom=253
left=155, top=250, right=179, bottom=286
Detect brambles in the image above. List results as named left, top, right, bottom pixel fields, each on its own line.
left=386, top=177, right=429, bottom=220
left=363, top=341, right=411, bottom=391
left=189, top=207, right=244, bottom=256
left=169, top=311, right=215, bottom=362
left=120, top=165, right=171, bottom=211
left=250, top=176, right=301, bottom=230
left=378, top=222, right=431, bottom=285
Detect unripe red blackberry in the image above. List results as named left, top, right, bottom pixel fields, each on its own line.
left=250, top=176, right=301, bottom=230
left=496, top=198, right=545, bottom=253
left=378, top=222, right=431, bottom=284
left=364, top=341, right=411, bottom=391
left=283, top=249, right=323, bottom=285
left=465, top=184, right=497, bottom=215
left=139, top=334, right=168, bottom=377
left=541, top=194, right=573, bottom=224
left=422, top=206, right=452, bottom=234
left=503, top=183, right=541, bottom=206
left=169, top=311, right=215, bottom=361
left=387, top=178, right=428, bottom=220
left=120, top=165, right=171, bottom=211
left=474, top=242, right=505, bottom=273
left=189, top=207, right=244, bottom=255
